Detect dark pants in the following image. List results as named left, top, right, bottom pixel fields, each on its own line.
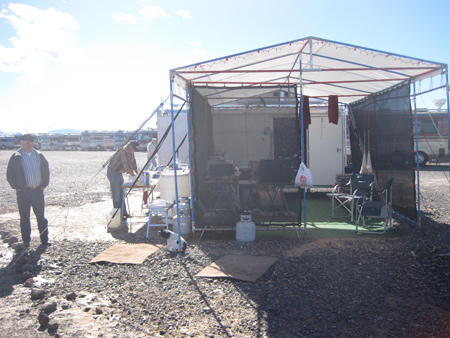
left=107, top=169, right=127, bottom=215
left=17, top=188, right=48, bottom=244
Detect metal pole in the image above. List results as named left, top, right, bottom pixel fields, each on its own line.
left=299, top=57, right=308, bottom=229
left=186, top=87, right=195, bottom=234
left=413, top=81, right=422, bottom=229
left=169, top=71, right=182, bottom=250
left=445, top=70, right=450, bottom=212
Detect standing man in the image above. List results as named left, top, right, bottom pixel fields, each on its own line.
left=146, top=138, right=158, bottom=170
left=7, top=134, right=50, bottom=247
left=107, top=141, right=139, bottom=218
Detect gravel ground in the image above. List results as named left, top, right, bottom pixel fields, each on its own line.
left=0, top=151, right=450, bottom=337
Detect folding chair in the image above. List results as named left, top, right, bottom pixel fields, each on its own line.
left=328, top=173, right=374, bottom=222
left=356, top=178, right=394, bottom=234
left=328, top=183, right=353, bottom=220
left=350, top=174, right=374, bottom=222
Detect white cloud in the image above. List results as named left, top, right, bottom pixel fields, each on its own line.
left=176, top=9, right=192, bottom=19
left=0, top=4, right=80, bottom=83
left=140, top=6, right=171, bottom=20
left=190, top=41, right=201, bottom=47
left=113, top=13, right=136, bottom=24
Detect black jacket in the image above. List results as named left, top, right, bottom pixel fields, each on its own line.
left=6, top=149, right=50, bottom=190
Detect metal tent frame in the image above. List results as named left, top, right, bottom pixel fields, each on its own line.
left=167, top=36, right=449, bottom=234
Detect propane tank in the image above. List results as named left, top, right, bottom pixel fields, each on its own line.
left=178, top=197, right=190, bottom=216
left=172, top=210, right=192, bottom=237
left=236, top=212, right=256, bottom=243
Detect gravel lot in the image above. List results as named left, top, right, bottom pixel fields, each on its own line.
left=0, top=151, right=450, bottom=337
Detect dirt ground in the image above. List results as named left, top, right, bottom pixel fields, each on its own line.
left=0, top=151, right=450, bottom=337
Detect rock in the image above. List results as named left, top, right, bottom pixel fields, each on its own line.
left=22, top=271, right=34, bottom=281
left=61, top=301, right=70, bottom=310
left=41, top=301, right=57, bottom=313
left=38, top=312, right=50, bottom=326
left=8, top=236, right=19, bottom=246
left=47, top=321, right=59, bottom=330
left=21, top=263, right=34, bottom=273
left=2, top=232, right=11, bottom=242
left=14, top=253, right=29, bottom=266
left=31, top=288, right=46, bottom=300
left=66, top=291, right=77, bottom=301
left=14, top=243, right=28, bottom=253
left=95, top=306, right=103, bottom=315
left=24, top=278, right=35, bottom=288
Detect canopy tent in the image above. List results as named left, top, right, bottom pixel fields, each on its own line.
left=168, top=36, right=449, bottom=230
left=172, top=37, right=446, bottom=105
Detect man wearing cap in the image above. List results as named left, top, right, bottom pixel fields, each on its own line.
left=107, top=141, right=139, bottom=218
left=6, top=134, right=51, bottom=247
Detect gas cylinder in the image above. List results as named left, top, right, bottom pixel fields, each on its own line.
left=172, top=210, right=192, bottom=237
left=236, top=213, right=256, bottom=242
left=178, top=197, right=190, bottom=216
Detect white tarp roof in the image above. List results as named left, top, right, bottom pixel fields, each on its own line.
left=171, top=36, right=447, bottom=106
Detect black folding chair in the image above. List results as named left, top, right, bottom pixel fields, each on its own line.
left=356, top=178, right=394, bottom=234
left=328, top=174, right=374, bottom=222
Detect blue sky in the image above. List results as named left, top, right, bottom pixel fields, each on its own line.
left=1, top=0, right=449, bottom=133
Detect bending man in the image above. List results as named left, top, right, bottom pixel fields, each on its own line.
left=107, top=141, right=139, bottom=219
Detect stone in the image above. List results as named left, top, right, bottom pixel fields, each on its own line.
left=22, top=271, right=34, bottom=281
left=47, top=321, right=59, bottom=330
left=8, top=236, right=19, bottom=246
left=31, top=288, right=46, bottom=300
left=14, top=254, right=29, bottom=266
left=14, top=243, right=28, bottom=253
left=66, top=291, right=77, bottom=301
left=42, top=301, right=57, bottom=313
left=38, top=312, right=50, bottom=327
left=95, top=306, right=103, bottom=315
left=24, top=278, right=35, bottom=288
left=21, top=264, right=34, bottom=273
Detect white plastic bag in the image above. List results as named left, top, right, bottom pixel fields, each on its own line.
left=295, top=162, right=313, bottom=188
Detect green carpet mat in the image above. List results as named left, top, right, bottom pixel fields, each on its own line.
left=253, top=197, right=403, bottom=239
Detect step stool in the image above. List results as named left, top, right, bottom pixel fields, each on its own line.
left=146, top=205, right=169, bottom=238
